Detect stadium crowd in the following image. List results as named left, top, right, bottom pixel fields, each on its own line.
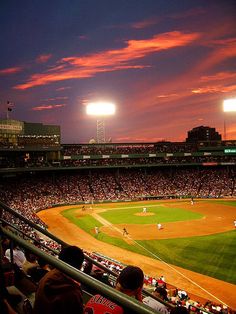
left=0, top=238, right=232, bottom=314
left=1, top=154, right=235, bottom=169
left=1, top=167, right=235, bottom=213
left=60, top=155, right=236, bottom=168
left=62, top=142, right=198, bottom=155
left=1, top=166, right=235, bottom=313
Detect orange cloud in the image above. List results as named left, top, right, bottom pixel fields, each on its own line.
left=0, top=66, right=23, bottom=75
left=192, top=84, right=236, bottom=94
left=14, top=31, right=200, bottom=90
left=32, top=104, right=66, bottom=111
left=191, top=37, right=236, bottom=73
left=36, top=54, right=52, bottom=63
left=200, top=71, right=236, bottom=82
left=157, top=93, right=179, bottom=98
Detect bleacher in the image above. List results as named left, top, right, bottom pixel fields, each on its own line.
left=0, top=201, right=173, bottom=314
left=0, top=201, right=231, bottom=314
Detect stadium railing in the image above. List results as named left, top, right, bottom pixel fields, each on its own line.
left=0, top=201, right=216, bottom=314
left=0, top=224, right=160, bottom=314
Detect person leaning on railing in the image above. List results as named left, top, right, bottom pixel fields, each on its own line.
left=33, top=245, right=84, bottom=314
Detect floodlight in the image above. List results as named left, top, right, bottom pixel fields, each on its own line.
left=86, top=101, right=116, bottom=143
left=86, top=102, right=116, bottom=116
left=223, top=98, right=236, bottom=112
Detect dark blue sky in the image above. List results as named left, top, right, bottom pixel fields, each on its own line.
left=0, top=0, right=236, bottom=143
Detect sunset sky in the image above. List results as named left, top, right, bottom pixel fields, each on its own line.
left=0, top=0, right=236, bottom=143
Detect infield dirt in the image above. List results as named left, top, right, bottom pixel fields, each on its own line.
left=37, top=200, right=236, bottom=309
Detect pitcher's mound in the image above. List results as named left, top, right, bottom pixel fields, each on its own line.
left=135, top=212, right=154, bottom=216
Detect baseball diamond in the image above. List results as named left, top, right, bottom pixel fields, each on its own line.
left=38, top=199, right=236, bottom=309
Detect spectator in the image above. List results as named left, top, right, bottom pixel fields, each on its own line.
left=22, top=250, right=38, bottom=275
left=143, top=287, right=169, bottom=314
left=170, top=306, right=189, bottom=314
left=5, top=242, right=26, bottom=268
left=27, top=257, right=50, bottom=284
left=84, top=265, right=144, bottom=313
left=33, top=245, right=84, bottom=314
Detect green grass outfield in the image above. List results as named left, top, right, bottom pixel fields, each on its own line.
left=99, top=204, right=203, bottom=223
left=62, top=200, right=236, bottom=284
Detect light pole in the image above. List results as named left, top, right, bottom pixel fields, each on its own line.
left=86, top=101, right=116, bottom=143
left=223, top=98, right=236, bottom=140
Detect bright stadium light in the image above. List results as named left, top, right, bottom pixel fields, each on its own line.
left=86, top=101, right=116, bottom=116
left=86, top=101, right=116, bottom=143
left=223, top=98, right=236, bottom=112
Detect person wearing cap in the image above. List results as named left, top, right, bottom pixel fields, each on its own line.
left=143, top=286, right=170, bottom=314
left=84, top=265, right=144, bottom=313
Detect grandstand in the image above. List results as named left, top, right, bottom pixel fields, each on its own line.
left=0, top=139, right=236, bottom=313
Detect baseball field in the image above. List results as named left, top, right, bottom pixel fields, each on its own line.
left=37, top=199, right=236, bottom=309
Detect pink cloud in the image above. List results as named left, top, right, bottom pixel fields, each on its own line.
left=131, top=17, right=160, bottom=29
left=32, top=104, right=66, bottom=111
left=0, top=66, right=23, bottom=75
left=191, top=37, right=236, bottom=73
left=43, top=96, right=68, bottom=101
left=157, top=93, right=179, bottom=99
left=36, top=54, right=52, bottom=63
left=14, top=31, right=200, bottom=90
left=192, top=84, right=236, bottom=94
left=200, top=71, right=236, bottom=82
left=56, top=86, right=72, bottom=91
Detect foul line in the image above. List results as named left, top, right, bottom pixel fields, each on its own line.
left=93, top=210, right=229, bottom=307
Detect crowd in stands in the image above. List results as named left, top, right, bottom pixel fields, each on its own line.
left=1, top=154, right=235, bottom=169
left=1, top=168, right=234, bottom=214
left=61, top=141, right=235, bottom=155
left=62, top=142, right=198, bottom=155
left=1, top=166, right=235, bottom=313
left=1, top=239, right=232, bottom=314
left=60, top=155, right=236, bottom=168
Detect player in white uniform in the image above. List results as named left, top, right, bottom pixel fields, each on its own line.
left=157, top=223, right=162, bottom=230
left=143, top=207, right=147, bottom=213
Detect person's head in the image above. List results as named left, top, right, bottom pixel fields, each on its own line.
left=37, top=257, right=49, bottom=269
left=153, top=287, right=168, bottom=301
left=116, top=265, right=144, bottom=299
left=170, top=306, right=189, bottom=314
left=58, top=245, right=84, bottom=270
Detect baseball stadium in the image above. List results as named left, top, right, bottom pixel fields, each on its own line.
left=0, top=119, right=236, bottom=313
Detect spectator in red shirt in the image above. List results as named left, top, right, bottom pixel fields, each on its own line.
left=84, top=265, right=144, bottom=314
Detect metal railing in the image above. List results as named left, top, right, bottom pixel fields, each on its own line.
left=0, top=225, right=158, bottom=314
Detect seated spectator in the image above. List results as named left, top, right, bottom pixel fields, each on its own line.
left=5, top=243, right=26, bottom=268
left=156, top=276, right=166, bottom=288
left=143, top=287, right=169, bottom=314
left=27, top=257, right=50, bottom=284
left=33, top=245, right=84, bottom=314
left=177, top=289, right=188, bottom=301
left=170, top=305, right=189, bottom=314
left=84, top=265, right=144, bottom=313
left=22, top=250, right=38, bottom=275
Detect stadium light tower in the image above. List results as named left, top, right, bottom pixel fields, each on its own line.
left=223, top=97, right=236, bottom=140
left=86, top=101, right=116, bottom=143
